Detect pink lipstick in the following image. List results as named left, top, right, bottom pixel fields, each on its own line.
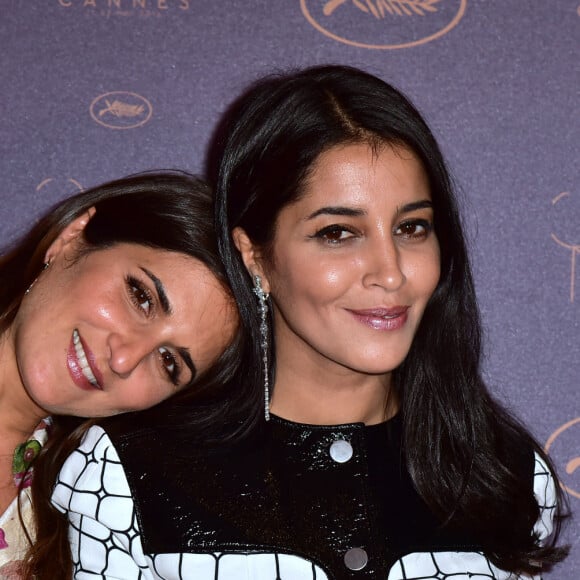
left=67, top=329, right=103, bottom=390
left=347, top=306, right=409, bottom=331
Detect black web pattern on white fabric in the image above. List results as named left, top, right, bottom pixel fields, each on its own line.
left=389, top=551, right=530, bottom=580
left=386, top=455, right=554, bottom=580
left=54, top=428, right=552, bottom=580
left=56, top=430, right=150, bottom=578
left=55, top=429, right=328, bottom=579
left=531, top=454, right=558, bottom=542
left=148, top=552, right=324, bottom=580
left=395, top=551, right=497, bottom=579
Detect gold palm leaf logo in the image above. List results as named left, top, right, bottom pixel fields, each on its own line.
left=323, top=0, right=440, bottom=18
left=302, top=0, right=466, bottom=50
left=90, top=91, right=153, bottom=130
left=98, top=100, right=145, bottom=119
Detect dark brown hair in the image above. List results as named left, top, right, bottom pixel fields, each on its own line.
left=209, top=65, right=568, bottom=574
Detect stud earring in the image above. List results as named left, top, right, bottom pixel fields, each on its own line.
left=25, top=261, right=50, bottom=295
left=253, top=274, right=270, bottom=421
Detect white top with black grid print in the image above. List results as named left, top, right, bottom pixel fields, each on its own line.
left=52, top=425, right=557, bottom=580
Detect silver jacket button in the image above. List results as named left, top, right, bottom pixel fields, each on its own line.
left=329, top=439, right=353, bottom=463
left=344, top=547, right=368, bottom=571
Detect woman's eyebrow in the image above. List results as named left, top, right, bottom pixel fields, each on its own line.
left=306, top=200, right=433, bottom=221
left=140, top=267, right=172, bottom=314
left=178, top=348, right=196, bottom=383
left=306, top=206, right=366, bottom=220
left=398, top=200, right=433, bottom=215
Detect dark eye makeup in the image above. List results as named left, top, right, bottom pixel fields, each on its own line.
left=395, top=218, right=433, bottom=239
left=125, top=275, right=182, bottom=386
left=126, top=276, right=154, bottom=314
left=311, top=224, right=358, bottom=244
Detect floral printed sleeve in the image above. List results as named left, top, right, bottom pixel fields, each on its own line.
left=0, top=418, right=51, bottom=578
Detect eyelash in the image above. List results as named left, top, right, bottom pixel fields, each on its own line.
left=394, top=219, right=433, bottom=240
left=312, top=218, right=433, bottom=245
left=158, top=347, right=181, bottom=386
left=126, top=276, right=154, bottom=315
left=312, top=224, right=358, bottom=245
left=126, top=276, right=181, bottom=386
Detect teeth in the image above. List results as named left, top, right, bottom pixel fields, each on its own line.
left=73, top=329, right=98, bottom=386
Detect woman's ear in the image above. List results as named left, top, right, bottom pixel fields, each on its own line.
left=232, top=227, right=271, bottom=293
left=44, top=207, right=96, bottom=264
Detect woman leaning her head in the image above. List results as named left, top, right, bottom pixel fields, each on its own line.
left=2, top=171, right=238, bottom=417
left=211, top=65, right=567, bottom=574
left=0, top=171, right=238, bottom=577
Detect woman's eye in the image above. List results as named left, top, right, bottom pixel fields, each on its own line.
left=314, top=225, right=356, bottom=244
left=158, top=346, right=180, bottom=384
left=127, top=277, right=153, bottom=315
left=395, top=219, right=432, bottom=239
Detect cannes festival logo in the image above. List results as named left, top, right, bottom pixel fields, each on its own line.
left=551, top=191, right=580, bottom=303
left=301, top=0, right=466, bottom=49
left=545, top=417, right=580, bottom=499
left=90, top=91, right=152, bottom=129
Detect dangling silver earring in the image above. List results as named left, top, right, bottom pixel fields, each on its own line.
left=253, top=274, right=270, bottom=421
left=25, top=261, right=50, bottom=295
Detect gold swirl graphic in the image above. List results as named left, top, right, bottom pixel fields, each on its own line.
left=545, top=417, right=580, bottom=499
left=36, top=177, right=83, bottom=194
left=551, top=191, right=579, bottom=303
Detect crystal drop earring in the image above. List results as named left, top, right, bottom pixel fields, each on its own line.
left=253, top=274, right=270, bottom=421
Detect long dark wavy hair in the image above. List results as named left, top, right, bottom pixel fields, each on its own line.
left=0, top=171, right=241, bottom=579
left=208, top=65, right=568, bottom=574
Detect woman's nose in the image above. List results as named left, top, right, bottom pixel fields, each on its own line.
left=107, top=332, right=151, bottom=377
left=361, top=236, right=406, bottom=291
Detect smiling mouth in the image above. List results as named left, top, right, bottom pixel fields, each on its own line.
left=350, top=306, right=409, bottom=318
left=72, top=329, right=100, bottom=388
left=347, top=306, right=409, bottom=331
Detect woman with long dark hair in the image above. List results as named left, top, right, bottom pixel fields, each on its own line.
left=53, top=66, right=567, bottom=579
left=0, top=172, right=238, bottom=578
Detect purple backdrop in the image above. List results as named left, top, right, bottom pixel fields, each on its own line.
left=1, top=1, right=578, bottom=575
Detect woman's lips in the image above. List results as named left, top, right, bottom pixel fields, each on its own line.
left=67, top=329, right=103, bottom=390
left=347, top=306, right=409, bottom=331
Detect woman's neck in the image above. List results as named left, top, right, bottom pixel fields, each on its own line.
left=0, top=330, right=47, bottom=454
left=0, top=329, right=47, bottom=512
left=270, top=358, right=398, bottom=426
